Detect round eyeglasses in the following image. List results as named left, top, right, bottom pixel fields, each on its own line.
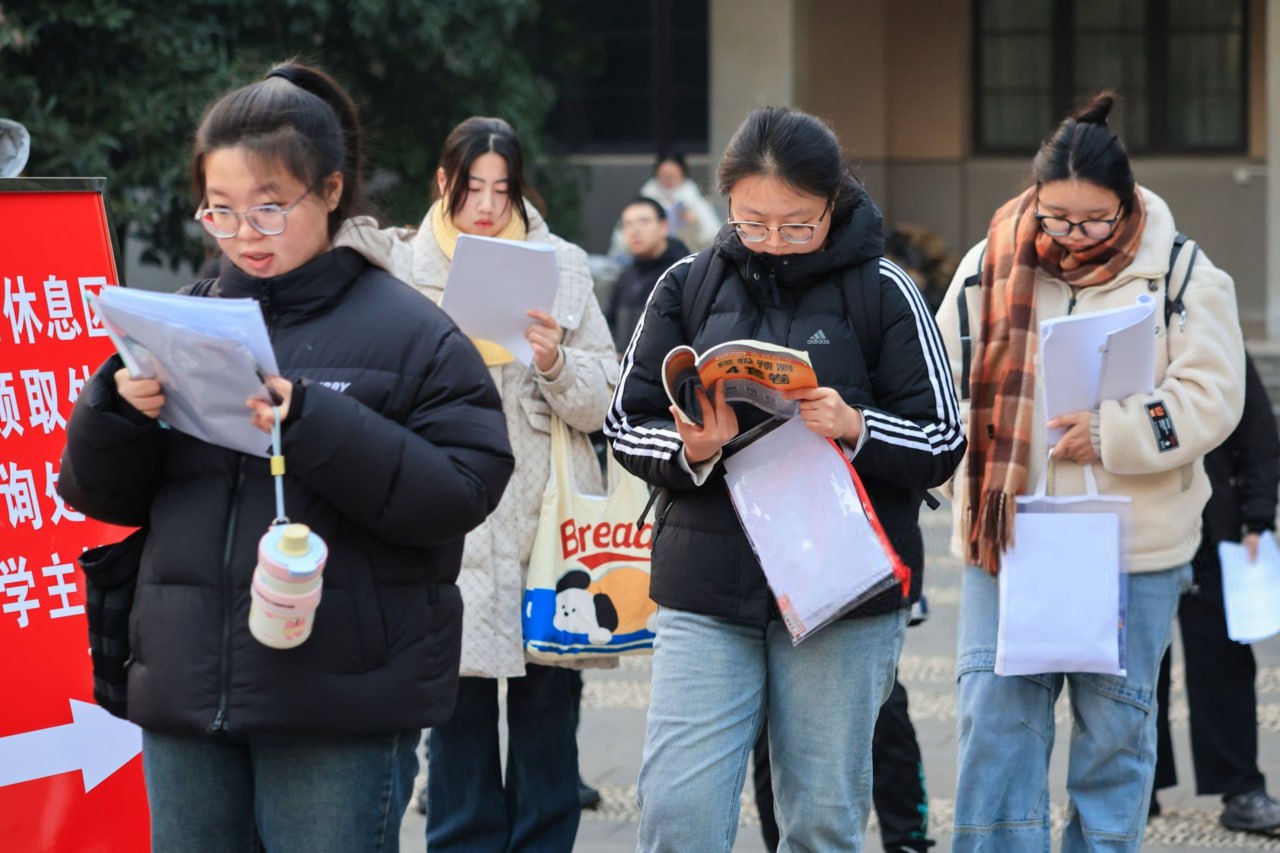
left=727, top=201, right=830, bottom=245
left=1034, top=206, right=1123, bottom=240
left=194, top=188, right=313, bottom=239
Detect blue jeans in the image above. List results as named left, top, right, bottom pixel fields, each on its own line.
left=426, top=665, right=580, bottom=853
left=637, top=606, right=907, bottom=852
left=142, top=727, right=418, bottom=853
left=953, top=563, right=1193, bottom=852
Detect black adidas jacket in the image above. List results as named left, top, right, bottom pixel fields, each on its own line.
left=605, top=189, right=965, bottom=623
left=59, top=247, right=514, bottom=737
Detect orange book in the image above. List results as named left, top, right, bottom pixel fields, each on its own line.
left=661, top=339, right=817, bottom=427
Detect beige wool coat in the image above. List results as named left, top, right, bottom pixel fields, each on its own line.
left=371, top=203, right=620, bottom=677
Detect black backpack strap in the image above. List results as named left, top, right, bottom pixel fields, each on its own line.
left=1164, top=232, right=1198, bottom=331
left=957, top=246, right=985, bottom=401
left=680, top=247, right=725, bottom=341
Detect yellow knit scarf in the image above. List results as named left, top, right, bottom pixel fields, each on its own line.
left=430, top=199, right=528, bottom=260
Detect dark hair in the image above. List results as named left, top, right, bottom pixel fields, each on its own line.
left=654, top=151, right=688, bottom=177
left=191, top=61, right=367, bottom=238
left=1032, top=91, right=1135, bottom=214
left=436, top=117, right=531, bottom=231
left=717, top=106, right=862, bottom=223
left=623, top=196, right=667, bottom=221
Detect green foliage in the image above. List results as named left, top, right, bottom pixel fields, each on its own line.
left=0, top=0, right=585, bottom=269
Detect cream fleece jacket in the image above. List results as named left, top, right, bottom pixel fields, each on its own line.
left=935, top=187, right=1244, bottom=572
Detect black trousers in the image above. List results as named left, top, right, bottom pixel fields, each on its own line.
left=753, top=673, right=934, bottom=852
left=1155, top=565, right=1264, bottom=798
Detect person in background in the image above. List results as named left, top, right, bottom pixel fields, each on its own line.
left=381, top=115, right=618, bottom=853
left=604, top=196, right=689, bottom=352
left=57, top=61, right=513, bottom=852
left=607, top=105, right=964, bottom=852
left=936, top=91, right=1244, bottom=852
left=608, top=151, right=720, bottom=259
left=1153, top=352, right=1280, bottom=834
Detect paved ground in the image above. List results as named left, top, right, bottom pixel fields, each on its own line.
left=401, top=501, right=1280, bottom=851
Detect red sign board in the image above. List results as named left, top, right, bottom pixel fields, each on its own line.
left=0, top=179, right=150, bottom=850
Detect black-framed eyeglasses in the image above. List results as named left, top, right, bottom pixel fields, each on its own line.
left=1034, top=205, right=1124, bottom=240
left=194, top=188, right=314, bottom=239
left=727, top=199, right=830, bottom=245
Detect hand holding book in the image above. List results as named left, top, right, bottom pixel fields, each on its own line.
left=670, top=381, right=740, bottom=464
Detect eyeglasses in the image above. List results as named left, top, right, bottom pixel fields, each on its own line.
left=1034, top=205, right=1123, bottom=240
left=194, top=188, right=314, bottom=239
left=727, top=200, right=830, bottom=245
left=620, top=217, right=660, bottom=231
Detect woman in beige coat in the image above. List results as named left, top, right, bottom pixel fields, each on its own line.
left=386, top=117, right=617, bottom=852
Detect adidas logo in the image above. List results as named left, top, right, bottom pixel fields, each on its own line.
left=806, top=329, right=831, bottom=345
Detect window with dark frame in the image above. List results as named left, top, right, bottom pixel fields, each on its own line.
left=544, top=0, right=709, bottom=154
left=974, top=0, right=1247, bottom=155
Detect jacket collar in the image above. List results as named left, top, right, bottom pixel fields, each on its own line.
left=215, top=247, right=366, bottom=322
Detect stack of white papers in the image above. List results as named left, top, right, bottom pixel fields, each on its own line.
left=1041, top=294, right=1155, bottom=445
left=1220, top=535, right=1280, bottom=643
left=88, top=287, right=276, bottom=456
left=439, top=234, right=559, bottom=366
left=723, top=416, right=902, bottom=644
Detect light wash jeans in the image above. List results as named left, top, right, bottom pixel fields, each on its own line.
left=953, top=563, right=1193, bottom=852
left=637, top=606, right=907, bottom=853
left=142, top=727, right=418, bottom=853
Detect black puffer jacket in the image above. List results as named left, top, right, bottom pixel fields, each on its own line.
left=1195, top=352, right=1279, bottom=576
left=59, top=247, right=514, bottom=737
left=605, top=189, right=965, bottom=623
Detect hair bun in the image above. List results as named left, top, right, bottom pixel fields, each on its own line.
left=1072, top=92, right=1115, bottom=126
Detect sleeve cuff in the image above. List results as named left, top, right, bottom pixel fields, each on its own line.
left=1089, top=410, right=1103, bottom=458
left=534, top=347, right=567, bottom=382
left=677, top=446, right=721, bottom=486
left=839, top=411, right=871, bottom=459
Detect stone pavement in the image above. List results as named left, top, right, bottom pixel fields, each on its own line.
left=401, top=501, right=1280, bottom=851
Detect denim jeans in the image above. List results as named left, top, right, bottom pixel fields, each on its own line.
left=142, top=727, right=418, bottom=853
left=953, top=563, right=1193, bottom=852
left=426, top=665, right=580, bottom=853
left=637, top=606, right=907, bottom=853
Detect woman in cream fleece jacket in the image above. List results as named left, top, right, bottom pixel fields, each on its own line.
left=934, top=93, right=1244, bottom=852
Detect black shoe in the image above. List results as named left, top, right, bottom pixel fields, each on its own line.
left=1221, top=788, right=1280, bottom=833
left=1148, top=793, right=1161, bottom=820
left=579, top=779, right=601, bottom=811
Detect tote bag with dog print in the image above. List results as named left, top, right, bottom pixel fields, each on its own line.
left=523, top=415, right=657, bottom=662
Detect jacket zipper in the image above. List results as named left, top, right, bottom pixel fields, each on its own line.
left=1066, top=286, right=1079, bottom=315
left=211, top=458, right=245, bottom=733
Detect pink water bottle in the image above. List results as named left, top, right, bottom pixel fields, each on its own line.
left=248, top=523, right=328, bottom=648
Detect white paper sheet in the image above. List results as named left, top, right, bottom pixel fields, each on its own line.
left=439, top=234, right=559, bottom=366
left=1040, top=295, right=1155, bottom=445
left=1220, top=534, right=1280, bottom=643
left=723, top=416, right=900, bottom=644
left=88, top=288, right=275, bottom=457
left=996, top=511, right=1125, bottom=676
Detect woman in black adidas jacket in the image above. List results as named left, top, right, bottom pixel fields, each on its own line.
left=605, top=106, right=965, bottom=851
left=58, top=63, right=513, bottom=852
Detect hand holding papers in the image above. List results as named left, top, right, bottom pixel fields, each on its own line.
left=1040, top=294, right=1155, bottom=445
left=439, top=234, right=559, bottom=367
left=1220, top=534, right=1280, bottom=643
left=87, top=287, right=276, bottom=457
left=723, top=416, right=905, bottom=644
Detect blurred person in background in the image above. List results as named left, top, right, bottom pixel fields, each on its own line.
left=604, top=196, right=689, bottom=352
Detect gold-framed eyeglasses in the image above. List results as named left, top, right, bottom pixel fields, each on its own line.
left=194, top=188, right=314, bottom=239
left=727, top=200, right=830, bottom=245
left=1034, top=205, right=1123, bottom=240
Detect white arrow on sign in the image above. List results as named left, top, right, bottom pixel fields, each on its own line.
left=0, top=699, right=141, bottom=792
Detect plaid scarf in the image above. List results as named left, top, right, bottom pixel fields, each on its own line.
left=965, top=186, right=1147, bottom=573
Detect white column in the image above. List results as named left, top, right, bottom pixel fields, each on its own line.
left=708, top=0, right=798, bottom=167
left=1268, top=0, right=1280, bottom=337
